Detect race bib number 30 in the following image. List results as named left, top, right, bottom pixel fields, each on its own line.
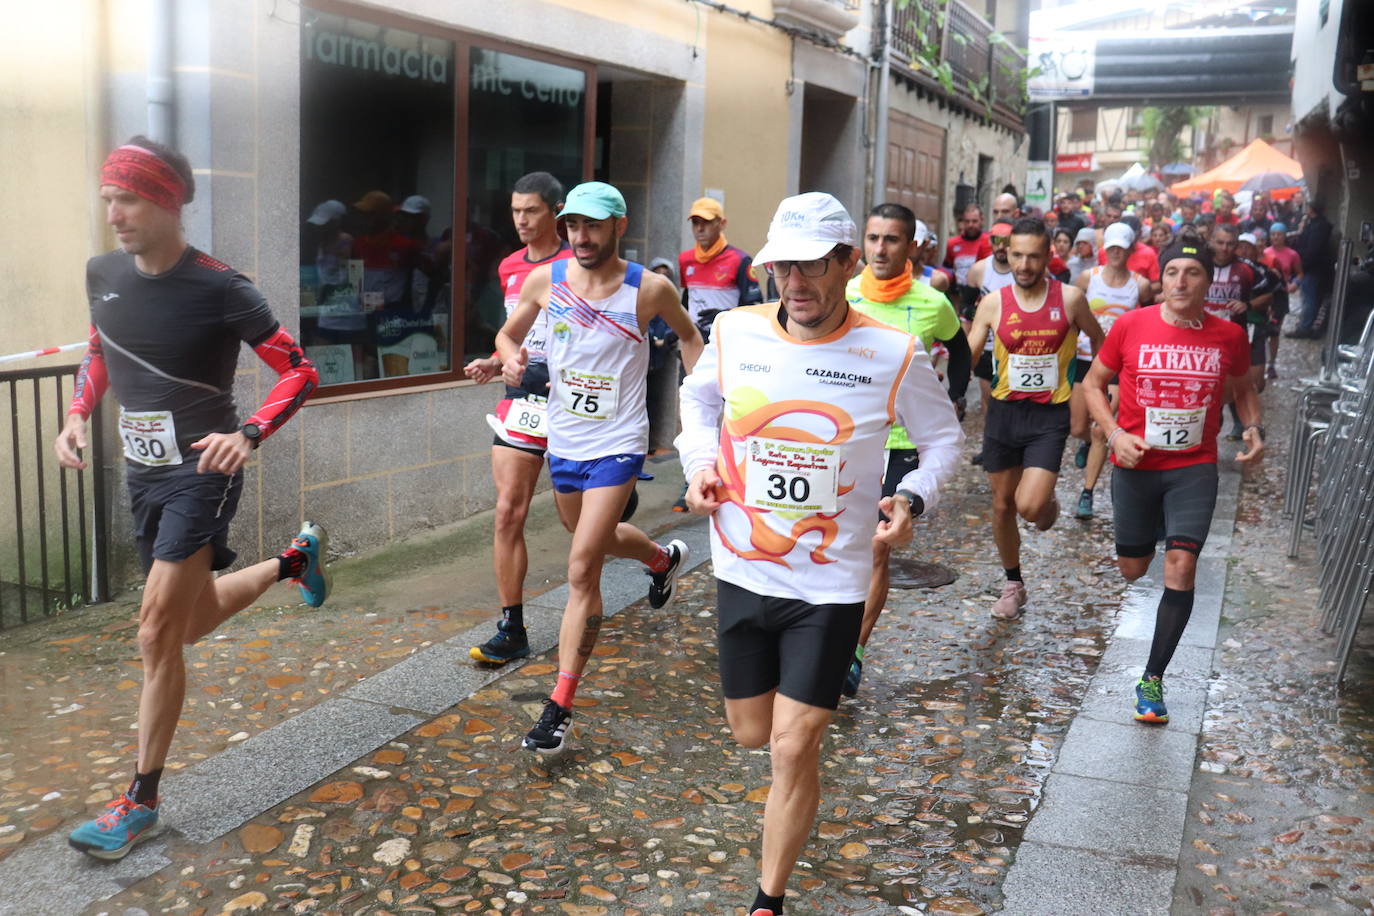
left=504, top=395, right=548, bottom=439
left=557, top=368, right=619, bottom=421
left=1007, top=352, right=1057, bottom=393
left=744, top=437, right=840, bottom=514
left=119, top=408, right=182, bottom=467
left=1144, top=406, right=1205, bottom=451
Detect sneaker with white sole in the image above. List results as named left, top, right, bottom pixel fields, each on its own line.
left=522, top=698, right=573, bottom=753
left=290, top=521, right=331, bottom=608
left=68, top=794, right=161, bottom=860
left=991, top=580, right=1027, bottom=619
left=647, top=539, right=689, bottom=609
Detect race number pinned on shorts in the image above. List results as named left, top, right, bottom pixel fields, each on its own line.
left=1144, top=406, right=1205, bottom=451
left=504, top=395, right=548, bottom=439
left=744, top=437, right=840, bottom=514
left=557, top=368, right=619, bottom=421
left=1007, top=352, right=1057, bottom=393
left=119, top=408, right=183, bottom=467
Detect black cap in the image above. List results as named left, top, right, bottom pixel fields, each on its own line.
left=1160, top=240, right=1214, bottom=281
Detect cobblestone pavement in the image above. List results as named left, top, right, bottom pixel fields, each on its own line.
left=67, top=412, right=1128, bottom=916
left=4, top=338, right=1372, bottom=916
left=1173, top=341, right=1374, bottom=916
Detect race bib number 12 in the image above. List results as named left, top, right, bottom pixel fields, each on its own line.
left=119, top=408, right=183, bottom=467
left=1144, top=406, right=1205, bottom=451
left=744, top=437, right=840, bottom=514
left=557, top=368, right=619, bottom=421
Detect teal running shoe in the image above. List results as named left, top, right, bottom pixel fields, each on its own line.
left=1074, top=441, right=1089, bottom=469
left=291, top=521, right=330, bottom=608
left=1075, top=490, right=1094, bottom=520
left=68, top=794, right=161, bottom=860
left=1134, top=676, right=1169, bottom=724
left=842, top=654, right=863, bottom=698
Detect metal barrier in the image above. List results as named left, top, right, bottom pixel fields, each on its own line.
left=1282, top=238, right=1374, bottom=681
left=1, top=363, right=109, bottom=628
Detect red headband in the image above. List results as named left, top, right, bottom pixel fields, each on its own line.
left=100, top=145, right=187, bottom=213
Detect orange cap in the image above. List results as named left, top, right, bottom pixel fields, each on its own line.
left=689, top=197, right=725, bottom=221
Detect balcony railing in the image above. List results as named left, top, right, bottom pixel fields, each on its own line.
left=890, top=0, right=1028, bottom=124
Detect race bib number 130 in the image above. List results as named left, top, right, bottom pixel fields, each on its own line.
left=744, top=437, right=840, bottom=514
left=119, top=408, right=183, bottom=467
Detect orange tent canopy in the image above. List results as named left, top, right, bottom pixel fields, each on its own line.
left=1170, top=138, right=1304, bottom=197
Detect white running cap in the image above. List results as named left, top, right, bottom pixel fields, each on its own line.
left=753, top=192, right=857, bottom=265
left=913, top=219, right=932, bottom=245
left=306, top=199, right=346, bottom=226
left=1103, top=222, right=1135, bottom=250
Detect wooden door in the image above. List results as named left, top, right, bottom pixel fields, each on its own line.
left=886, top=111, right=946, bottom=229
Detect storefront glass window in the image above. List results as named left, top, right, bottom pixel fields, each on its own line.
left=299, top=12, right=456, bottom=386
left=463, top=48, right=586, bottom=360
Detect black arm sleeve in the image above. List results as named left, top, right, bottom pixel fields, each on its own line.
left=738, top=256, right=762, bottom=305
left=938, top=328, right=972, bottom=401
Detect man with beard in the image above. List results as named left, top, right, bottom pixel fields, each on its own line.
left=944, top=202, right=992, bottom=288
left=496, top=181, right=704, bottom=753
left=842, top=202, right=971, bottom=696
left=967, top=218, right=1103, bottom=619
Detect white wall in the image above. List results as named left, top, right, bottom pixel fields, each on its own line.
left=1290, top=0, right=1342, bottom=123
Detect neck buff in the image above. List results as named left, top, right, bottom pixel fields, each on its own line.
left=100, top=145, right=187, bottom=213
left=859, top=263, right=913, bottom=302
left=694, top=234, right=728, bottom=263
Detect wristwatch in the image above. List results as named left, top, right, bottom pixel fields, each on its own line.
left=895, top=488, right=925, bottom=517
left=241, top=422, right=262, bottom=449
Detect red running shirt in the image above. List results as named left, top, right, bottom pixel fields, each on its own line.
left=945, top=234, right=992, bottom=286
left=1096, top=306, right=1250, bottom=470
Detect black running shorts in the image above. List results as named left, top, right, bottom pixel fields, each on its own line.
left=492, top=433, right=547, bottom=458
left=1247, top=324, right=1268, bottom=367
left=1111, top=462, right=1219, bottom=558
left=981, top=399, right=1071, bottom=474
left=127, top=463, right=243, bottom=574
left=973, top=349, right=994, bottom=382
left=716, top=578, right=863, bottom=710
left=879, top=448, right=920, bottom=522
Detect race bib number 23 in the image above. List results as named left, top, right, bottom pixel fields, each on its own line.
left=744, top=437, right=840, bottom=514
left=1007, top=352, right=1057, bottom=393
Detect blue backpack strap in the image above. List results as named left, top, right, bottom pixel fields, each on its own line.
left=551, top=258, right=568, bottom=284
left=623, top=261, right=644, bottom=288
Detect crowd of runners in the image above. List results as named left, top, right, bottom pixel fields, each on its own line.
left=55, top=137, right=1303, bottom=916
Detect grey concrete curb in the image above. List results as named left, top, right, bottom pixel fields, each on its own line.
left=998, top=459, right=1244, bottom=916
left=0, top=519, right=714, bottom=916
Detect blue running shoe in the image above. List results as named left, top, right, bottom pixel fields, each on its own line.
left=1074, top=441, right=1089, bottom=469
left=469, top=619, right=530, bottom=665
left=68, top=794, right=161, bottom=860
left=842, top=654, right=863, bottom=698
left=291, top=521, right=330, bottom=608
left=1134, top=676, right=1169, bottom=724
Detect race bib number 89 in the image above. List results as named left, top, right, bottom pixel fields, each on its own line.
left=119, top=408, right=182, bottom=467
left=744, top=437, right=840, bottom=514
left=1144, top=406, right=1205, bottom=451
left=504, top=395, right=547, bottom=439
left=1007, top=352, right=1057, bottom=393
left=557, top=368, right=619, bottom=421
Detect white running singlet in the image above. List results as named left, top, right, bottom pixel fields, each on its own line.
left=979, top=260, right=1016, bottom=352
left=677, top=304, right=964, bottom=604
left=545, top=259, right=650, bottom=460
left=1077, top=266, right=1141, bottom=359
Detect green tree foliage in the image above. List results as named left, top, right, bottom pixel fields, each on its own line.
left=1140, top=106, right=1212, bottom=168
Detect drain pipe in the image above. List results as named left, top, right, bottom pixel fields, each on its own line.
left=147, top=0, right=174, bottom=143
left=870, top=0, right=893, bottom=207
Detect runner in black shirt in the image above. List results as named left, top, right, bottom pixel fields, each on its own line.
left=54, top=138, right=328, bottom=861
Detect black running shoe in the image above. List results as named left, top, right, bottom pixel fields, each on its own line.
left=647, top=539, right=690, bottom=609
left=522, top=698, right=573, bottom=753
left=469, top=619, right=530, bottom=665
left=970, top=450, right=984, bottom=466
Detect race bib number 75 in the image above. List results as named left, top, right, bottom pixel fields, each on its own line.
left=744, top=437, right=840, bottom=514
left=557, top=368, right=619, bottom=421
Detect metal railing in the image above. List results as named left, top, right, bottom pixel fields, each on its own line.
left=889, top=0, right=1028, bottom=122
left=1, top=363, right=109, bottom=629
left=1281, top=238, right=1374, bottom=682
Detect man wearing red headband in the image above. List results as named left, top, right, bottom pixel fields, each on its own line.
left=55, top=137, right=327, bottom=861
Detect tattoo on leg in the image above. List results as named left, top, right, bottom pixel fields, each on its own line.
left=578, top=614, right=603, bottom=658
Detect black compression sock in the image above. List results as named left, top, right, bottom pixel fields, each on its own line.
left=502, top=603, right=524, bottom=629
left=276, top=548, right=307, bottom=581
left=751, top=887, right=785, bottom=914
left=128, top=767, right=163, bottom=806
left=1146, top=587, right=1196, bottom=676
left=1005, top=566, right=1023, bottom=582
